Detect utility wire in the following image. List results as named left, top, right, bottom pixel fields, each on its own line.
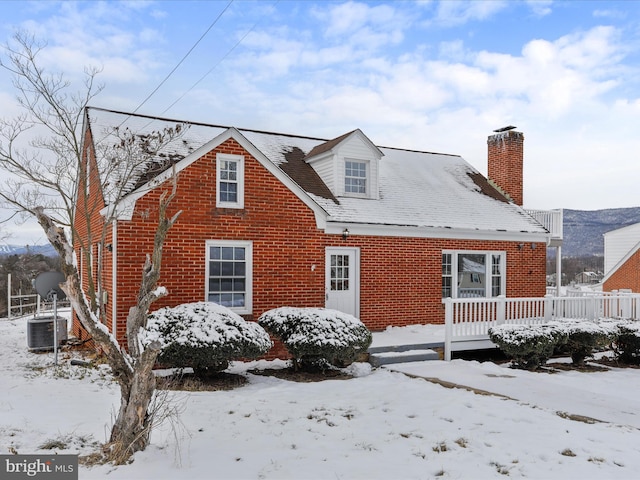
left=94, top=0, right=234, bottom=145
left=95, top=0, right=277, bottom=144
left=160, top=0, right=279, bottom=116
left=131, top=0, right=234, bottom=114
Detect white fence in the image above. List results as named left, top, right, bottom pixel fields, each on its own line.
left=5, top=273, right=69, bottom=319
left=6, top=273, right=39, bottom=319
left=444, top=293, right=640, bottom=361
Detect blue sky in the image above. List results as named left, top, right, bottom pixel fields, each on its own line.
left=1, top=0, right=640, bottom=245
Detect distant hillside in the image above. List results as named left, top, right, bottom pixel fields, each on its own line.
left=1, top=209, right=639, bottom=260
left=561, top=207, right=640, bottom=257
left=0, top=244, right=57, bottom=257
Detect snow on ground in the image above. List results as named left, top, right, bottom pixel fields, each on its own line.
left=2, top=314, right=640, bottom=479
left=370, top=323, right=445, bottom=348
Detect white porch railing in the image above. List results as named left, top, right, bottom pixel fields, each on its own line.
left=525, top=208, right=563, bottom=240
left=444, top=294, right=640, bottom=361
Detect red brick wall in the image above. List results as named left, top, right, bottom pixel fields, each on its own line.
left=106, top=137, right=547, bottom=348
left=603, top=249, right=640, bottom=293
left=488, top=130, right=524, bottom=206
left=72, top=124, right=113, bottom=344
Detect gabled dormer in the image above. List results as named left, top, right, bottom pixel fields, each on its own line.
left=304, top=129, right=383, bottom=200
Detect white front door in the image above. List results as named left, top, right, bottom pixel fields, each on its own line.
left=325, top=247, right=359, bottom=318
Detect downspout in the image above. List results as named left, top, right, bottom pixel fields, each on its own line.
left=111, top=220, right=118, bottom=340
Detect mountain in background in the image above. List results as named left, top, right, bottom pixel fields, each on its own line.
left=2, top=207, right=639, bottom=260
left=0, top=243, right=57, bottom=257
left=560, top=207, right=640, bottom=257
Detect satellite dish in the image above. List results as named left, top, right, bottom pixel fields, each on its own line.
left=34, top=271, right=67, bottom=301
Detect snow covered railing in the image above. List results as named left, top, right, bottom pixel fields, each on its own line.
left=443, top=293, right=640, bottom=361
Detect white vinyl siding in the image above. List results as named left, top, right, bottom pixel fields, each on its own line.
left=604, top=223, right=640, bottom=275
left=308, top=154, right=335, bottom=193
left=338, top=135, right=379, bottom=199
left=306, top=131, right=381, bottom=200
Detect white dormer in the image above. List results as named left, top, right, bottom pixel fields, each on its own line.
left=304, top=129, right=383, bottom=200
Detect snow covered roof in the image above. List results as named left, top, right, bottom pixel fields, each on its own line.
left=85, top=107, right=549, bottom=239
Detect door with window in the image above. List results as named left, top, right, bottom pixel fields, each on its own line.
left=325, top=247, right=359, bottom=317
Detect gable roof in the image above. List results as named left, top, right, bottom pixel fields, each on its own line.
left=304, top=129, right=383, bottom=161
left=602, top=222, right=640, bottom=282
left=84, top=107, right=549, bottom=240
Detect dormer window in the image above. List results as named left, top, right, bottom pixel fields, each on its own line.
left=304, top=129, right=383, bottom=200
left=345, top=160, right=367, bottom=194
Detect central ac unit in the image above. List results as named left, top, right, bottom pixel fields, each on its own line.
left=27, top=316, right=67, bottom=351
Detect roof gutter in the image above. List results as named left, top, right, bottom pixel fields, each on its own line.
left=325, top=221, right=552, bottom=243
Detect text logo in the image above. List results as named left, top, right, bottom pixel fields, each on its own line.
left=1, top=455, right=78, bottom=480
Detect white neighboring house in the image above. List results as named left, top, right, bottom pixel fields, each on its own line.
left=603, top=222, right=640, bottom=293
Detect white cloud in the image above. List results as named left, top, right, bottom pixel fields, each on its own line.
left=433, top=0, right=508, bottom=27
left=526, top=0, right=553, bottom=17
left=313, top=1, right=408, bottom=52
left=6, top=2, right=166, bottom=88
left=2, top=0, right=640, bottom=221
left=593, top=9, right=626, bottom=20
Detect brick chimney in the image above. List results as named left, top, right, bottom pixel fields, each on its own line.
left=487, top=126, right=524, bottom=206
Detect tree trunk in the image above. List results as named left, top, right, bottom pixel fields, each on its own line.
left=107, top=345, right=160, bottom=464
left=34, top=206, right=168, bottom=464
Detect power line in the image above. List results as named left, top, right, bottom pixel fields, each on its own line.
left=131, top=0, right=235, bottom=114
left=160, top=0, right=279, bottom=116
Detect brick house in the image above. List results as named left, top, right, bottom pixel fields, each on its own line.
left=73, top=107, right=553, bottom=347
left=603, top=223, right=640, bottom=292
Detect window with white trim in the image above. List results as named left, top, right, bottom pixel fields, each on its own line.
left=442, top=251, right=505, bottom=298
left=216, top=153, right=244, bottom=208
left=344, top=160, right=367, bottom=195
left=85, top=147, right=91, bottom=196
left=206, top=241, right=252, bottom=313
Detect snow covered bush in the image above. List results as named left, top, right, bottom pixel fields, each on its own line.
left=612, top=321, right=640, bottom=365
left=554, top=320, right=614, bottom=365
left=258, top=307, right=372, bottom=370
left=488, top=323, right=567, bottom=370
left=141, top=301, right=273, bottom=377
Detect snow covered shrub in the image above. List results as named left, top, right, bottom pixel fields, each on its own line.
left=141, top=302, right=273, bottom=377
left=258, top=307, right=372, bottom=370
left=488, top=323, right=567, bottom=370
left=555, top=320, right=614, bottom=365
left=612, top=321, right=640, bottom=365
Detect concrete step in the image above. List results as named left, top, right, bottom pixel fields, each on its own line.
left=368, top=342, right=443, bottom=355
left=369, top=348, right=440, bottom=367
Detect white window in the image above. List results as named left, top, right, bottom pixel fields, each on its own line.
left=79, top=247, right=84, bottom=287
left=85, top=147, right=91, bottom=196
left=344, top=160, right=367, bottom=195
left=442, top=251, right=505, bottom=298
left=216, top=153, right=244, bottom=208
left=206, top=240, right=252, bottom=314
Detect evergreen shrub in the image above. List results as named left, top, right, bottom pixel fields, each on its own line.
left=488, top=323, right=566, bottom=370
left=258, top=307, right=372, bottom=370
left=613, top=321, right=640, bottom=365
left=141, top=301, right=273, bottom=377
left=556, top=320, right=614, bottom=365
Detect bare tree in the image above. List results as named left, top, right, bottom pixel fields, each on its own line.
left=0, top=32, right=183, bottom=464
